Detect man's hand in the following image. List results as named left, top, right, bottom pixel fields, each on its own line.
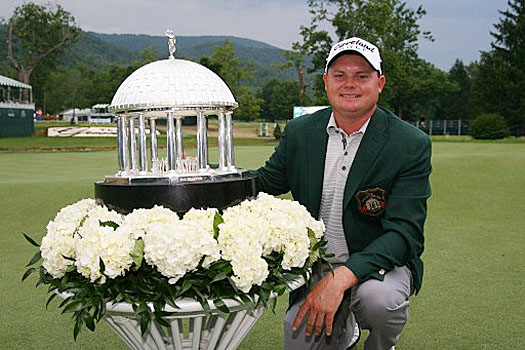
left=292, top=266, right=358, bottom=337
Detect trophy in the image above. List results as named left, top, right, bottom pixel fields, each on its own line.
left=95, top=30, right=256, bottom=213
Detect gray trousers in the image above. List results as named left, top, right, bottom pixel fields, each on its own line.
left=284, top=266, right=412, bottom=350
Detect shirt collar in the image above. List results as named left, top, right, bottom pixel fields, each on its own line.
left=326, top=112, right=371, bottom=136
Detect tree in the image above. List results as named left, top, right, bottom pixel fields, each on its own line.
left=260, top=79, right=302, bottom=120
left=199, top=40, right=263, bottom=120
left=278, top=50, right=309, bottom=105
left=6, top=2, right=80, bottom=85
left=471, top=0, right=524, bottom=129
left=42, top=47, right=158, bottom=114
left=235, top=87, right=264, bottom=121
left=293, top=0, right=453, bottom=119
left=437, top=60, right=472, bottom=120
left=384, top=58, right=458, bottom=120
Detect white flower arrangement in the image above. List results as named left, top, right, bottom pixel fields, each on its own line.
left=23, top=193, right=330, bottom=339
left=40, top=198, right=98, bottom=278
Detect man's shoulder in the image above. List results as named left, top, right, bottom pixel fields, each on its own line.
left=377, top=107, right=430, bottom=143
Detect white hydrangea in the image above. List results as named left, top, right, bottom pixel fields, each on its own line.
left=218, top=193, right=325, bottom=292
left=183, top=208, right=221, bottom=267
left=54, top=198, right=98, bottom=226
left=74, top=206, right=132, bottom=284
left=183, top=207, right=217, bottom=235
left=253, top=193, right=325, bottom=269
left=143, top=219, right=220, bottom=284
left=219, top=205, right=269, bottom=292
left=40, top=199, right=99, bottom=278
left=119, top=205, right=180, bottom=240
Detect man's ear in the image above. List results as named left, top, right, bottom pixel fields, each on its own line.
left=323, top=73, right=328, bottom=92
left=378, top=75, right=386, bottom=93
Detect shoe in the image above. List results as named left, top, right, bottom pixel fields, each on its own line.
left=346, top=322, right=361, bottom=349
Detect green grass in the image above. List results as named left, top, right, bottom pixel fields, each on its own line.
left=1, top=143, right=524, bottom=349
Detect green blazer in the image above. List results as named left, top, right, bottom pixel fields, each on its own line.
left=256, top=106, right=432, bottom=293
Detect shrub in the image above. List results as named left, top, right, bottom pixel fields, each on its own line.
left=273, top=122, right=282, bottom=140
left=469, top=113, right=509, bottom=140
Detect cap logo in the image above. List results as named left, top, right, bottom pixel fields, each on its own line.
left=333, top=39, right=375, bottom=54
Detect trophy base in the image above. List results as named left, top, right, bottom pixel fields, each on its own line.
left=95, top=173, right=257, bottom=214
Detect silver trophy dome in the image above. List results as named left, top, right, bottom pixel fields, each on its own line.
left=109, top=29, right=237, bottom=114
left=108, top=59, right=238, bottom=114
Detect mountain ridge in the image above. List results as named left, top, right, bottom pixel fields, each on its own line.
left=59, top=31, right=297, bottom=86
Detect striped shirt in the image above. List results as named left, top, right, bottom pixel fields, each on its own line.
left=319, top=113, right=370, bottom=263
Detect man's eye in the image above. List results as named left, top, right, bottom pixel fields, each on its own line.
left=358, top=74, right=369, bottom=80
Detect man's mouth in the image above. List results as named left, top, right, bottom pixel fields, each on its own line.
left=340, top=93, right=360, bottom=99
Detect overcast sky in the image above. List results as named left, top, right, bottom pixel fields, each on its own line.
left=1, top=0, right=511, bottom=71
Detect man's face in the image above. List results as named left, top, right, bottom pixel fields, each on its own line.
left=324, top=54, right=386, bottom=121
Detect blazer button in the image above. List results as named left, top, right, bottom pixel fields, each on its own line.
left=378, top=269, right=386, bottom=276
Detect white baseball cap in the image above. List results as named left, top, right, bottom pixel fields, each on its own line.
left=325, top=37, right=382, bottom=74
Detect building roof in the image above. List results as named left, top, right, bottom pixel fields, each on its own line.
left=60, top=108, right=92, bottom=116
left=0, top=75, right=32, bottom=89
left=92, top=103, right=109, bottom=109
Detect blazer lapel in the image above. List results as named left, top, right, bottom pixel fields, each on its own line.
left=306, top=109, right=330, bottom=217
left=343, top=108, right=390, bottom=209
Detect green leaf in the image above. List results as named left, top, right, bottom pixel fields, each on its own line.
left=213, top=212, right=224, bottom=239
left=261, top=282, right=273, bottom=291
left=63, top=300, right=84, bottom=313
left=307, top=248, right=320, bottom=268
left=227, top=277, right=239, bottom=294
left=73, top=316, right=82, bottom=340
left=274, top=283, right=287, bottom=295
left=134, top=302, right=149, bottom=314
left=61, top=254, right=76, bottom=262
left=99, top=257, right=105, bottom=275
left=137, top=309, right=151, bottom=335
left=46, top=293, right=58, bottom=308
left=180, top=279, right=192, bottom=295
left=211, top=272, right=228, bottom=283
left=269, top=295, right=277, bottom=313
left=154, top=314, right=170, bottom=328
left=131, top=239, right=144, bottom=271
left=26, top=251, right=42, bottom=267
left=239, top=294, right=252, bottom=305
left=65, top=265, right=76, bottom=273
left=213, top=298, right=230, bottom=314
left=82, top=312, right=95, bottom=332
left=22, top=233, right=40, bottom=247
left=307, top=228, right=317, bottom=245
left=99, top=220, right=119, bottom=230
left=22, top=268, right=36, bottom=281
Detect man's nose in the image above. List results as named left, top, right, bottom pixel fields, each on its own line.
left=342, top=76, right=358, bottom=87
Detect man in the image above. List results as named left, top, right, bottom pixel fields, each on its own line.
left=255, top=37, right=432, bottom=350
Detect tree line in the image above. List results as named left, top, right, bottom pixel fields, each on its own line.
left=2, top=0, right=523, bottom=132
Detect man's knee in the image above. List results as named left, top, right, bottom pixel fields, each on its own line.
left=351, top=271, right=411, bottom=328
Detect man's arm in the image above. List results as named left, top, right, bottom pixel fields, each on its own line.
left=255, top=127, right=290, bottom=195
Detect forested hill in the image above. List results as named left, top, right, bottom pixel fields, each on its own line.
left=59, top=31, right=295, bottom=84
